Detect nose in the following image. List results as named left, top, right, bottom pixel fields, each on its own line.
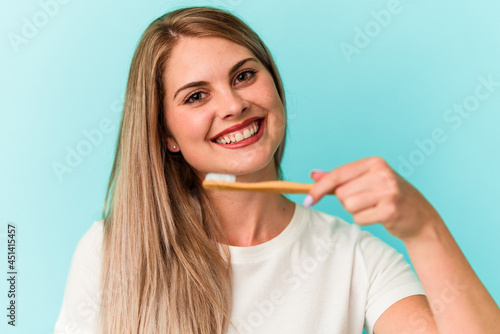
left=215, top=87, right=249, bottom=119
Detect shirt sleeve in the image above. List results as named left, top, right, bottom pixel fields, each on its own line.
left=360, top=230, right=425, bottom=334
left=54, top=220, right=103, bottom=334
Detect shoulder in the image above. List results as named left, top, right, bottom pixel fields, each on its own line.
left=299, top=206, right=424, bottom=332
left=78, top=219, right=104, bottom=247
left=71, top=219, right=104, bottom=269
left=65, top=218, right=105, bottom=286
left=298, top=205, right=421, bottom=285
left=54, top=220, right=104, bottom=333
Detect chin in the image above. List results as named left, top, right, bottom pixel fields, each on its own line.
left=188, top=145, right=280, bottom=177
left=219, top=154, right=277, bottom=177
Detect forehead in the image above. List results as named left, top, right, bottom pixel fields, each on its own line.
left=164, top=37, right=254, bottom=87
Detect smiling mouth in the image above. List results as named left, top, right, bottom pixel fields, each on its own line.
left=212, top=119, right=262, bottom=145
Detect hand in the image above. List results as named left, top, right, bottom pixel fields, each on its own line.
left=304, top=156, right=443, bottom=241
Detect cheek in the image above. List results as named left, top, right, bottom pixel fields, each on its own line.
left=262, top=80, right=284, bottom=117
left=264, top=91, right=286, bottom=132
left=250, top=86, right=285, bottom=141
left=168, top=111, right=212, bottom=143
left=250, top=79, right=285, bottom=117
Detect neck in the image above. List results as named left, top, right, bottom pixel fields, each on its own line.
left=205, top=166, right=296, bottom=247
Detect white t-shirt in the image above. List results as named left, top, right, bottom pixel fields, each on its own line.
left=54, top=204, right=424, bottom=334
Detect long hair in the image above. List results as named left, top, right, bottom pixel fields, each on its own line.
left=100, top=7, right=287, bottom=333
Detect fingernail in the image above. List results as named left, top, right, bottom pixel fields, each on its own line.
left=303, top=195, right=314, bottom=208
left=310, top=169, right=325, bottom=178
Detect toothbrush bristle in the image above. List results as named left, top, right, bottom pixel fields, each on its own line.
left=204, top=173, right=236, bottom=183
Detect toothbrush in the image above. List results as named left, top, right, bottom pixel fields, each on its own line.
left=202, top=173, right=335, bottom=194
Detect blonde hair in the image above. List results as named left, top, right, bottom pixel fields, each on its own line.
left=100, top=7, right=287, bottom=333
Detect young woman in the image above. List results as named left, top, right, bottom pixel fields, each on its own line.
left=55, top=6, right=500, bottom=334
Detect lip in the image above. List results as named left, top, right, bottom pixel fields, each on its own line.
left=212, top=118, right=265, bottom=149
left=210, top=116, right=264, bottom=141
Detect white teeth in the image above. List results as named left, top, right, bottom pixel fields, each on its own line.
left=215, top=120, right=261, bottom=145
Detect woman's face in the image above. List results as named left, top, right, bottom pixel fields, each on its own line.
left=163, top=36, right=285, bottom=179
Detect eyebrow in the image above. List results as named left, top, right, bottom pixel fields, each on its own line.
left=172, top=57, right=258, bottom=100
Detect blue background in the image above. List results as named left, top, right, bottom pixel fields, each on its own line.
left=1, top=0, right=499, bottom=332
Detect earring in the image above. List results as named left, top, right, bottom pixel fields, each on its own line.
left=172, top=145, right=178, bottom=150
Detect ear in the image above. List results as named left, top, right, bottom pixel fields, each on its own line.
left=166, top=137, right=180, bottom=153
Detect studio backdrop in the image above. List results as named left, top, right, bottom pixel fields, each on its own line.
left=1, top=0, right=499, bottom=332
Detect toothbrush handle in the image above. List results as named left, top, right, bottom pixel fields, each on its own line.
left=202, top=180, right=335, bottom=194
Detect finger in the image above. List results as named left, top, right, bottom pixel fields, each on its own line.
left=352, top=198, right=398, bottom=226
left=351, top=205, right=380, bottom=226
left=335, top=168, right=398, bottom=199
left=341, top=190, right=380, bottom=214
left=304, top=157, right=373, bottom=206
left=310, top=169, right=327, bottom=182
